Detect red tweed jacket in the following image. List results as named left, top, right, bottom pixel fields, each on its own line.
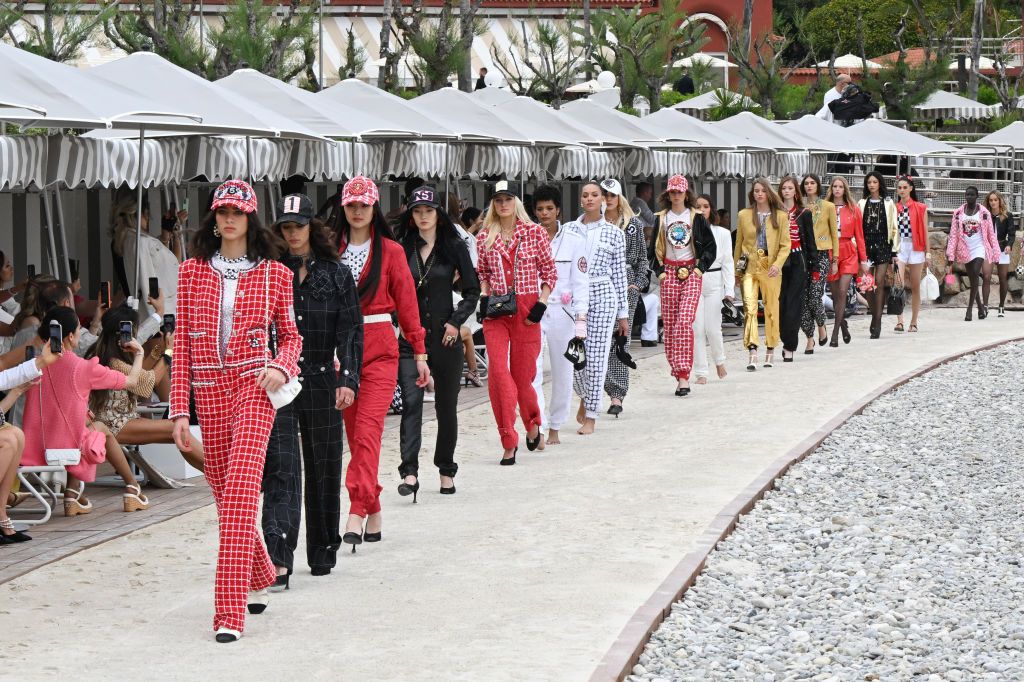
left=169, top=257, right=302, bottom=420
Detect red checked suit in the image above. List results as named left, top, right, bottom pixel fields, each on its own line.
left=170, top=258, right=301, bottom=634
left=340, top=237, right=425, bottom=518
left=476, top=220, right=557, bottom=450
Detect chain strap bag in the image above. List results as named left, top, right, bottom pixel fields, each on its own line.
left=485, top=240, right=519, bottom=319
left=263, top=262, right=302, bottom=410
left=39, top=372, right=106, bottom=467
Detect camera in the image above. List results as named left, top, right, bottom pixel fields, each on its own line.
left=119, top=321, right=133, bottom=346
left=49, top=321, right=62, bottom=354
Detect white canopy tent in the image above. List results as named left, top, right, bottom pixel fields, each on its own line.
left=642, top=108, right=741, bottom=149
left=846, top=119, right=959, bottom=156
left=500, top=97, right=641, bottom=148
left=410, top=89, right=528, bottom=144
left=817, top=54, right=883, bottom=69
left=783, top=115, right=865, bottom=152
left=471, top=86, right=516, bottom=106
left=561, top=99, right=675, bottom=146
left=673, top=90, right=758, bottom=118
left=913, top=90, right=1002, bottom=120
left=712, top=112, right=809, bottom=151
left=316, top=79, right=456, bottom=140
left=976, top=121, right=1024, bottom=147
left=949, top=56, right=997, bottom=70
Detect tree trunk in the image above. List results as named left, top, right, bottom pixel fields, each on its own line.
left=968, top=0, right=985, bottom=99
left=740, top=0, right=754, bottom=91
left=458, top=0, right=473, bottom=91
left=583, top=0, right=592, bottom=80
left=378, top=0, right=394, bottom=89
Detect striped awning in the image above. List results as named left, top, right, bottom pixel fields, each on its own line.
left=0, top=135, right=47, bottom=190
left=463, top=144, right=550, bottom=179
left=49, top=136, right=189, bottom=189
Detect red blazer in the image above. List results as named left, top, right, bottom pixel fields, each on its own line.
left=897, top=199, right=928, bottom=252
left=169, top=258, right=302, bottom=421
left=836, top=204, right=868, bottom=262
left=340, top=236, right=426, bottom=355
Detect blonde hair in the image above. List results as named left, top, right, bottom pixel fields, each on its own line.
left=828, top=176, right=855, bottom=208
left=986, top=190, right=1009, bottom=219
left=110, top=187, right=145, bottom=258
left=482, top=196, right=534, bottom=249
left=604, top=190, right=636, bottom=229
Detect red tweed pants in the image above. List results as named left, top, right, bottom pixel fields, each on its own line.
left=660, top=264, right=704, bottom=380
left=482, top=293, right=541, bottom=450
left=193, top=368, right=278, bottom=633
left=343, top=322, right=397, bottom=518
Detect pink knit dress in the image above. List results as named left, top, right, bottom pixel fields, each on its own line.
left=21, top=354, right=127, bottom=482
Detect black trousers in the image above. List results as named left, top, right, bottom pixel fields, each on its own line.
left=398, top=336, right=463, bottom=479
left=261, top=373, right=343, bottom=572
left=779, top=250, right=807, bottom=353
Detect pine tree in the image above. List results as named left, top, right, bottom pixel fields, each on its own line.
left=17, top=0, right=116, bottom=63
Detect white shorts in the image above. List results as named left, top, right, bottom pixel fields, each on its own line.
left=999, top=252, right=1011, bottom=265
left=897, top=238, right=926, bottom=265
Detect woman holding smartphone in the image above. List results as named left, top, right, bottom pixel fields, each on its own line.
left=170, top=179, right=302, bottom=643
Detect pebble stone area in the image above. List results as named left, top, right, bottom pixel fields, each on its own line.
left=629, top=342, right=1024, bottom=682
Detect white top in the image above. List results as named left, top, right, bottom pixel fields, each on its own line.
left=709, top=224, right=735, bottom=296
left=212, top=252, right=256, bottom=358
left=548, top=223, right=590, bottom=317
left=962, top=212, right=986, bottom=260
left=817, top=87, right=843, bottom=122
left=664, top=209, right=695, bottom=261
left=341, top=239, right=371, bottom=281
left=0, top=358, right=42, bottom=392
left=454, top=224, right=479, bottom=268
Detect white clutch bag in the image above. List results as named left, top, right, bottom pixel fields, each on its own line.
left=263, top=263, right=302, bottom=410
left=45, top=448, right=82, bottom=466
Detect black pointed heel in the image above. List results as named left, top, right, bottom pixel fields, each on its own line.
left=500, top=447, right=518, bottom=466
left=841, top=323, right=851, bottom=344
left=440, top=486, right=456, bottom=495
left=608, top=404, right=623, bottom=417
left=398, top=479, right=420, bottom=503
left=363, top=531, right=382, bottom=543
left=342, top=532, right=363, bottom=553
left=526, top=430, right=541, bottom=451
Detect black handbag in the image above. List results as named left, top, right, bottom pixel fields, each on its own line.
left=886, top=286, right=906, bottom=315
left=485, top=241, right=519, bottom=319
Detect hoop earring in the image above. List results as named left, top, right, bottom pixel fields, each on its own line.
left=213, top=226, right=221, bottom=238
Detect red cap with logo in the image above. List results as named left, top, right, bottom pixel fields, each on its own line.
left=211, top=179, right=258, bottom=214
left=341, top=176, right=380, bottom=206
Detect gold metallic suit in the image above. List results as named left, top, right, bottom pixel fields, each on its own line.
left=734, top=208, right=791, bottom=349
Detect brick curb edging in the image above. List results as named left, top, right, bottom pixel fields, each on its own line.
left=590, top=335, right=1024, bottom=682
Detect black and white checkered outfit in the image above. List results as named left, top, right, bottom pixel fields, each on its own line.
left=568, top=216, right=629, bottom=419
left=261, top=255, right=363, bottom=573
left=604, top=216, right=650, bottom=401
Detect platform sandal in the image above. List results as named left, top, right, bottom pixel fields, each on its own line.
left=63, top=482, right=93, bottom=517
left=123, top=483, right=150, bottom=512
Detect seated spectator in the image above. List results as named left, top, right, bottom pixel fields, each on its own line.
left=20, top=307, right=150, bottom=516
left=110, top=186, right=179, bottom=319
left=0, top=343, right=62, bottom=544
left=86, top=304, right=204, bottom=473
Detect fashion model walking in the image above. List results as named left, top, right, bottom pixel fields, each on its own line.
left=947, top=186, right=1000, bottom=321
left=261, top=193, right=363, bottom=585
left=652, top=175, right=716, bottom=394
left=476, top=181, right=555, bottom=462
left=857, top=172, right=899, bottom=339
left=799, top=174, right=839, bottom=353
left=333, top=177, right=429, bottom=551
left=983, top=190, right=1017, bottom=316
left=170, top=180, right=302, bottom=642
left=776, top=177, right=818, bottom=361
left=826, top=176, right=867, bottom=347
left=567, top=181, right=628, bottom=432
left=530, top=185, right=588, bottom=446
left=735, top=178, right=790, bottom=370
left=691, top=194, right=733, bottom=382
left=396, top=186, right=480, bottom=498
left=892, top=175, right=929, bottom=333
left=600, top=178, right=649, bottom=415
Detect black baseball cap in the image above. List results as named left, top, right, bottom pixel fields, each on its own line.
left=408, top=185, right=440, bottom=210
left=492, top=180, right=521, bottom=200
left=275, top=193, right=314, bottom=226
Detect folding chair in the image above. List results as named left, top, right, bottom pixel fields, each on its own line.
left=13, top=466, right=65, bottom=526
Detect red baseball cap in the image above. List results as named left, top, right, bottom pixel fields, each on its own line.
left=211, top=179, right=258, bottom=214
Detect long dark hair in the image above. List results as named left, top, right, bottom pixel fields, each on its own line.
left=397, top=204, right=463, bottom=265
left=862, top=171, right=888, bottom=200
left=14, top=277, right=68, bottom=329
left=696, top=193, right=719, bottom=225
left=658, top=187, right=696, bottom=211
left=896, top=175, right=920, bottom=203
left=272, top=217, right=338, bottom=262
left=332, top=202, right=395, bottom=303
left=190, top=209, right=284, bottom=262
left=85, top=304, right=139, bottom=415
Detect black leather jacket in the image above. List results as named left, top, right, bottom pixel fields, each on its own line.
left=995, top=214, right=1017, bottom=251
left=793, top=207, right=820, bottom=263
left=649, top=210, right=717, bottom=277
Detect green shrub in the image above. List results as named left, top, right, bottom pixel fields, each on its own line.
left=988, top=112, right=1022, bottom=132
left=976, top=85, right=1000, bottom=106
left=660, top=90, right=685, bottom=108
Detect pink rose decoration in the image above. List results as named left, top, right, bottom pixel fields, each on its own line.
left=560, top=292, right=572, bottom=305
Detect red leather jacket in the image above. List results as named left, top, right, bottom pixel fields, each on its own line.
left=169, top=258, right=302, bottom=421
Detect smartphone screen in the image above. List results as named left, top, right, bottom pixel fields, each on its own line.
left=49, top=322, right=62, bottom=354
left=99, top=281, right=111, bottom=308
left=181, top=198, right=189, bottom=213
left=27, top=264, right=36, bottom=278
left=162, top=314, right=176, bottom=335
left=119, top=321, right=133, bottom=346
left=25, top=345, right=36, bottom=362
left=148, top=277, right=160, bottom=300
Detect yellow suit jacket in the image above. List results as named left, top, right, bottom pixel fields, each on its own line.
left=734, top=208, right=792, bottom=271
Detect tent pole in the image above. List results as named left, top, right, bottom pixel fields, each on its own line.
left=134, top=126, right=146, bottom=303
left=53, top=185, right=71, bottom=282
left=41, top=189, right=59, bottom=278
left=445, top=140, right=451, bottom=197
left=246, top=136, right=253, bottom=184
left=349, top=138, right=357, bottom=177
left=520, top=146, right=525, bottom=187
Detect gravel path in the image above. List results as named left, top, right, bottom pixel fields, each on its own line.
left=630, top=342, right=1024, bottom=682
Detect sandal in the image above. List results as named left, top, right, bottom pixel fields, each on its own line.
left=6, top=492, right=31, bottom=509
left=63, top=482, right=93, bottom=517
left=123, top=483, right=150, bottom=512
left=908, top=324, right=918, bottom=333
left=464, top=370, right=483, bottom=388
left=894, top=323, right=905, bottom=333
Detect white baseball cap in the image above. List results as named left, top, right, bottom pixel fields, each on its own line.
left=600, top=178, right=623, bottom=196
